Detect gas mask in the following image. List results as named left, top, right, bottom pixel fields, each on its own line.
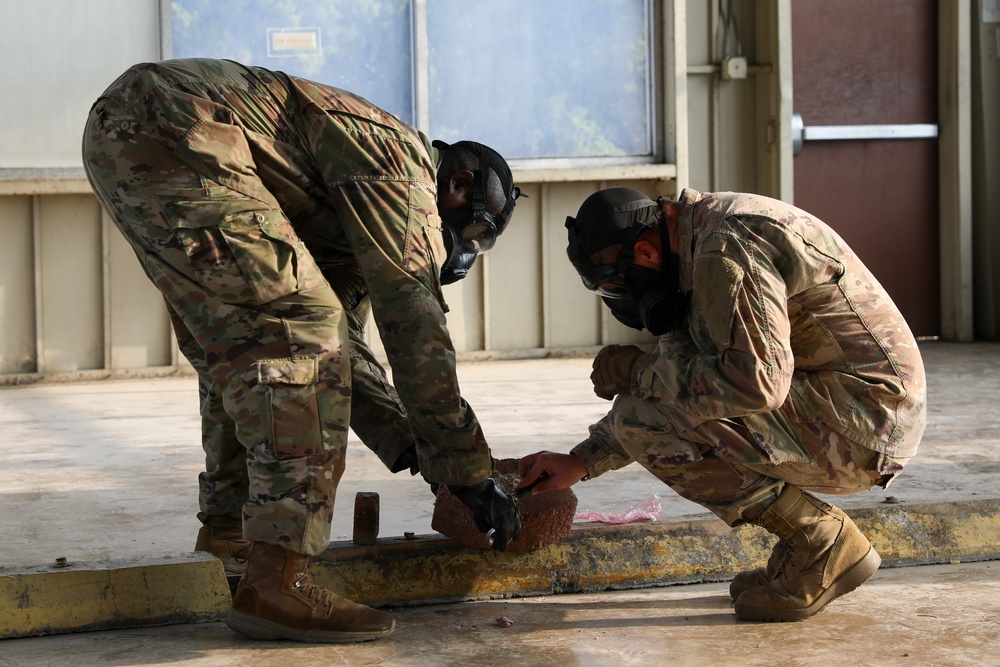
left=439, top=213, right=480, bottom=284
left=566, top=188, right=687, bottom=336
left=433, top=140, right=523, bottom=285
left=437, top=177, right=502, bottom=285
left=597, top=254, right=686, bottom=335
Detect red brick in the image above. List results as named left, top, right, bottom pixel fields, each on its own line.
left=431, top=459, right=577, bottom=551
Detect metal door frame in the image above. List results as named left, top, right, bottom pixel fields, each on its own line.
left=772, top=0, right=972, bottom=341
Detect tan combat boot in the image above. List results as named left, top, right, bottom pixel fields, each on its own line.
left=728, top=537, right=790, bottom=600
left=226, top=541, right=395, bottom=643
left=734, top=485, right=881, bottom=622
left=194, top=513, right=253, bottom=577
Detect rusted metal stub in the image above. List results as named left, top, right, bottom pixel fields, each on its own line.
left=353, top=492, right=380, bottom=546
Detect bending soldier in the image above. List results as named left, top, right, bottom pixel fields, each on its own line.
left=83, top=58, right=523, bottom=643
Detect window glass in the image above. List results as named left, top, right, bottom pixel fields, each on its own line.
left=170, top=0, right=414, bottom=124
left=427, top=0, right=652, bottom=160
left=168, top=0, right=654, bottom=162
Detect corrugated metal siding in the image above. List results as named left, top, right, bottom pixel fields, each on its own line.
left=37, top=194, right=104, bottom=372
left=0, top=194, right=174, bottom=379
left=1, top=180, right=671, bottom=383
left=0, top=196, right=35, bottom=375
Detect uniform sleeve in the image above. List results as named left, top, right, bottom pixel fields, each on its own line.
left=569, top=412, right=636, bottom=480
left=326, top=176, right=492, bottom=486
left=632, top=229, right=794, bottom=420
left=304, top=104, right=492, bottom=486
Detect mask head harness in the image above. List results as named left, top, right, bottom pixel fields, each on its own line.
left=565, top=188, right=686, bottom=335
left=432, top=139, right=524, bottom=284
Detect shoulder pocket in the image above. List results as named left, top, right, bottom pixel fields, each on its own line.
left=403, top=182, right=448, bottom=307
left=694, top=253, right=744, bottom=348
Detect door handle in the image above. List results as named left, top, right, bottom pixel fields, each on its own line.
left=792, top=112, right=938, bottom=156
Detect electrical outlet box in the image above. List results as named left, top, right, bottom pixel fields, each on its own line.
left=721, top=56, right=748, bottom=80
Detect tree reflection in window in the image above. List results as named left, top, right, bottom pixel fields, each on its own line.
left=169, top=0, right=653, bottom=161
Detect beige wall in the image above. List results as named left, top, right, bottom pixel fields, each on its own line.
left=0, top=194, right=173, bottom=377
left=0, top=196, right=35, bottom=375
left=0, top=1, right=982, bottom=382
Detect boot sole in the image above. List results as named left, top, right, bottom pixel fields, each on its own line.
left=734, top=546, right=882, bottom=622
left=226, top=609, right=395, bottom=643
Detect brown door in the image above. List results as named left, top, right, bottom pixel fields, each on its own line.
left=792, top=0, right=940, bottom=336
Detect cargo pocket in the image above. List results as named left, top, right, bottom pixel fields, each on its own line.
left=247, top=209, right=327, bottom=297
left=258, top=355, right=323, bottom=458
left=165, top=201, right=323, bottom=305
left=741, top=406, right=815, bottom=465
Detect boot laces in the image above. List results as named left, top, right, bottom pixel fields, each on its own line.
left=769, top=537, right=791, bottom=572
left=304, top=584, right=338, bottom=609
left=291, top=570, right=339, bottom=609
left=775, top=545, right=796, bottom=577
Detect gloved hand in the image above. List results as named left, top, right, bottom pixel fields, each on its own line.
left=389, top=445, right=420, bottom=476
left=590, top=344, right=644, bottom=400
left=448, top=478, right=523, bottom=551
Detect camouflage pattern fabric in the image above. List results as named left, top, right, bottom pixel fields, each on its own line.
left=82, top=58, right=491, bottom=555
left=572, top=189, right=925, bottom=526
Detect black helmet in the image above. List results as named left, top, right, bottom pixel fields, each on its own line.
left=565, top=187, right=686, bottom=335
left=566, top=187, right=660, bottom=297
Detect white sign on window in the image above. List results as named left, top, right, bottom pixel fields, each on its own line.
left=266, top=28, right=322, bottom=57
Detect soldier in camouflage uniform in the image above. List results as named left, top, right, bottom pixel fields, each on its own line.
left=82, top=58, right=523, bottom=643
left=518, top=187, right=925, bottom=622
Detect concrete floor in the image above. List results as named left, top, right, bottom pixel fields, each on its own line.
left=3, top=341, right=1000, bottom=664
left=4, top=341, right=999, bottom=564
left=3, top=561, right=999, bottom=667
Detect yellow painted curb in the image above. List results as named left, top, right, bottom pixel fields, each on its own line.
left=4, top=500, right=998, bottom=638
left=311, top=499, right=1000, bottom=608
left=0, top=552, right=230, bottom=639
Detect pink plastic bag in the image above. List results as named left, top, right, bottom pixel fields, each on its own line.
left=574, top=494, right=662, bottom=524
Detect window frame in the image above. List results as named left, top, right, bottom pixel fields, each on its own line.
left=158, top=0, right=678, bottom=182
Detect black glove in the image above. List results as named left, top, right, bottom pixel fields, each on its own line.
left=389, top=445, right=420, bottom=476
left=448, top=478, right=523, bottom=551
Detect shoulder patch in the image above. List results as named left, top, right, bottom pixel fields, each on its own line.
left=694, top=253, right=744, bottom=346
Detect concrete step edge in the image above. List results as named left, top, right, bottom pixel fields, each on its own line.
left=4, top=498, right=998, bottom=638
left=311, top=497, right=1000, bottom=607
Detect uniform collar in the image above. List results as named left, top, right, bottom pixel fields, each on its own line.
left=675, top=188, right=702, bottom=294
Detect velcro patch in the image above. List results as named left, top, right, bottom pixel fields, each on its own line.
left=694, top=254, right=744, bottom=346
left=257, top=356, right=319, bottom=386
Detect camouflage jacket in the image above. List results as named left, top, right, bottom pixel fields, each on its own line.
left=573, top=188, right=927, bottom=477
left=115, top=59, right=491, bottom=485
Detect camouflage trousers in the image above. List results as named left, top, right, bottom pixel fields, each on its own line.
left=83, top=90, right=413, bottom=557
left=609, top=393, right=909, bottom=526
